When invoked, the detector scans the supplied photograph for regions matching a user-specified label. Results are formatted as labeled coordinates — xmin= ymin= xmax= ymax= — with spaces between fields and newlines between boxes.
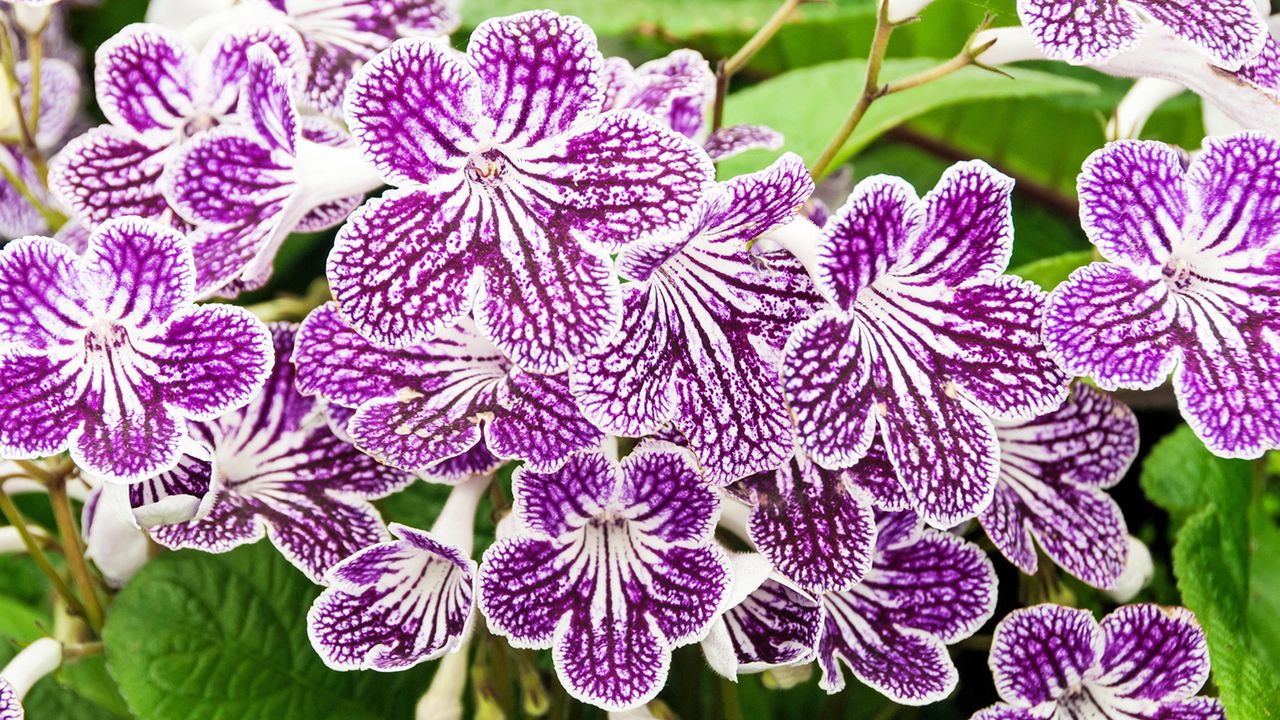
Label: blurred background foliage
xmin=0 ymin=0 xmax=1271 ymax=718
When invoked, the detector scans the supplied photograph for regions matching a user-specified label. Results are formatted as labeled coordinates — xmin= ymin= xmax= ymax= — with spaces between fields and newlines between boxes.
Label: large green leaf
xmin=1141 ymin=426 xmax=1280 ymax=717
xmin=103 ymin=544 xmax=434 ymax=720
xmin=718 ymin=58 xmax=1099 ymax=179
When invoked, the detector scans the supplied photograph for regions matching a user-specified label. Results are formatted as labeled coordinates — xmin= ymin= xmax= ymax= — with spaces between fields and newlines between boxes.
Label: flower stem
xmin=24 ymin=30 xmax=39 ymax=136
xmin=712 ymin=0 xmax=811 ymax=131
xmin=809 ymin=6 xmax=1001 ymax=178
xmin=47 ymin=473 xmax=105 ymax=634
xmin=0 ymin=483 xmax=90 ymax=624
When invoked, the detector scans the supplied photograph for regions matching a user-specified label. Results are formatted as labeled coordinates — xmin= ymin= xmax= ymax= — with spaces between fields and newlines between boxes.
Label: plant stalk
xmin=0 ymin=483 xmax=90 ymax=623
xmin=712 ymin=0 xmax=809 ymax=131
xmin=47 ymin=473 xmax=105 ymax=634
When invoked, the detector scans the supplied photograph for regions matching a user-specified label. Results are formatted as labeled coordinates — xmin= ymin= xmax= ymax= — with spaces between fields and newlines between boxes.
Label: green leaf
xmin=719 ymin=58 xmax=1098 ymax=179
xmin=1009 ymin=250 xmax=1094 ymax=291
xmin=103 ymin=544 xmax=434 ymax=720
xmin=1142 ymin=426 xmax=1280 ymax=717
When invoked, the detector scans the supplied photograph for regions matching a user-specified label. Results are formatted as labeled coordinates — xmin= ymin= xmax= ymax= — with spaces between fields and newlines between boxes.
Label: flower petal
xmin=818 ymin=175 xmax=921 ymax=310
xmin=988 ymin=603 xmax=1103 ymax=706
xmin=81 ymin=217 xmax=195 ymax=327
xmin=477 ymin=536 xmax=572 ymax=645
xmin=743 ymin=451 xmax=877 ymax=592
xmin=703 ymin=124 xmax=783 ymax=162
xmin=782 ymin=312 xmax=878 ymax=469
xmin=1173 ymin=331 xmax=1280 ymax=458
xmin=49 ymin=125 xmax=174 ymax=227
xmin=512 ymin=452 xmax=621 ymax=539
xmin=328 ymin=188 xmax=481 ymax=348
xmin=467 ymin=11 xmax=603 ymax=146
xmin=1186 ymin=132 xmax=1280 ymax=258
xmin=308 ymin=524 xmax=475 ymax=670
xmin=1016 ymin=0 xmax=1143 ymax=65
xmin=703 ymin=152 xmax=813 ymax=247
xmin=0 ymin=349 xmax=82 ymax=458
xmin=150 ymin=303 xmax=274 ymax=420
xmin=94 ymin=23 xmax=195 ymax=140
xmin=200 ymin=23 xmax=307 ymax=116
xmin=344 ymin=38 xmax=479 ymax=186
xmin=553 ymin=611 xmax=666 ymax=711
xmin=71 ymin=393 xmax=184 ymax=482
xmin=1044 ymin=262 xmax=1178 ymax=390
xmin=488 ymin=369 xmax=604 ymax=471
xmin=1078 ymin=140 xmax=1188 ymax=266
xmin=619 ymin=442 xmax=719 ymax=545
xmin=903 ymin=160 xmax=1014 ymax=286
xmin=1097 ymin=604 xmax=1212 ymax=703
xmin=1130 ymin=0 xmax=1267 ymax=70
xmin=0 ymin=236 xmax=91 ymax=349
xmin=703 ymin=577 xmax=821 ymax=676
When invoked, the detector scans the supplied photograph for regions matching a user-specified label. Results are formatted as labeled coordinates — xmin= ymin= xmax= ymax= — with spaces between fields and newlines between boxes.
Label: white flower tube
xmin=414 ymin=639 xmax=469 ymax=720
xmin=0 ymin=638 xmax=61 ymax=700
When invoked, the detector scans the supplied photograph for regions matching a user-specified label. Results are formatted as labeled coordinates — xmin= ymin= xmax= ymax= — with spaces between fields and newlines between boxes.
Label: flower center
xmin=83 ymin=320 xmax=130 ymax=354
xmin=182 ymin=112 xmax=219 ymax=139
xmin=1161 ymin=255 xmax=1194 ymax=291
xmin=465 ymin=150 xmax=508 ymax=188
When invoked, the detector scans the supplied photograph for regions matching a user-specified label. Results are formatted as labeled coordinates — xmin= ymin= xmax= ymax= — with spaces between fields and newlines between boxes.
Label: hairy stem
xmin=0 ymin=483 xmax=90 ymax=623
xmin=48 ymin=472 xmax=105 ymax=634
xmin=712 ymin=0 xmax=809 ymax=131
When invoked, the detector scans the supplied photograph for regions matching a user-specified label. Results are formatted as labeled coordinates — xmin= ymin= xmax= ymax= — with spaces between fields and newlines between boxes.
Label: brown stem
xmin=48 ymin=473 xmax=105 ymax=634
xmin=711 ymin=0 xmax=808 ymax=131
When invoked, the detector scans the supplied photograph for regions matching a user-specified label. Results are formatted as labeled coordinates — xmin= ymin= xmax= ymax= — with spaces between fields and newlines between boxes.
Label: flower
xmin=135 ymin=323 xmax=411 ymax=582
xmin=49 ymin=22 xmax=306 ymax=229
xmin=603 ymin=49 xmax=782 ymax=162
xmin=160 ymin=45 xmax=381 ymax=297
xmin=307 ymin=473 xmax=487 ymax=671
xmin=779 ymin=161 xmax=1069 ymax=528
xmin=0 ymin=678 xmax=17 ymax=720
xmin=1 ymin=58 xmax=80 ymax=239
xmin=1044 ymin=134 xmax=1280 ymax=458
xmin=1016 ymin=0 xmax=1267 ymax=69
xmin=476 ymin=444 xmax=731 ymax=711
xmin=294 ymin=301 xmax=603 ymax=475
xmin=700 ymin=554 xmax=822 ymax=680
xmin=729 ymin=447 xmax=878 ymax=593
xmin=0 ymin=217 xmax=273 ymax=480
xmin=979 ymin=383 xmax=1138 ymax=589
xmin=570 ymin=153 xmax=821 ymax=484
xmin=817 ymin=510 xmax=997 ymax=703
xmin=329 ymin=10 xmax=714 ymax=373
xmin=976 ymin=604 xmax=1223 ymax=720
xmin=263 ymin=0 xmax=461 ymax=116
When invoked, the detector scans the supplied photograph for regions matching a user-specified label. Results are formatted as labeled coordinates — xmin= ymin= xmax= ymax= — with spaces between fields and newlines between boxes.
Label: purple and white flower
xmin=160 ymin=44 xmax=381 ymax=297
xmin=976 ymin=604 xmax=1222 ymax=720
xmin=980 ymin=383 xmax=1138 ymax=589
xmin=571 ymin=153 xmax=820 ymax=484
xmin=308 ymin=473 xmax=487 ymax=671
xmin=294 ymin=301 xmax=603 ymax=476
xmin=139 ymin=324 xmax=412 ymax=583
xmin=1017 ymin=0 xmax=1267 ymax=69
xmin=1 ymin=58 xmax=80 ymax=240
xmin=777 ymin=161 xmax=1069 ymax=528
xmin=0 ymin=217 xmax=273 ymax=481
xmin=329 ymin=10 xmax=714 ymax=373
xmin=477 ymin=444 xmax=732 ymax=711
xmin=816 ymin=510 xmax=997 ymax=703
xmin=1044 ymin=134 xmax=1280 ymax=458
xmin=602 ymin=49 xmax=782 ymax=162
xmin=49 ymin=22 xmax=306 ymax=231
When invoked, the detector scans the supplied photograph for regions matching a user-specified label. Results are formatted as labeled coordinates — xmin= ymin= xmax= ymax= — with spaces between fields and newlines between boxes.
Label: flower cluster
xmin=0 ymin=0 xmax=1273 ymax=715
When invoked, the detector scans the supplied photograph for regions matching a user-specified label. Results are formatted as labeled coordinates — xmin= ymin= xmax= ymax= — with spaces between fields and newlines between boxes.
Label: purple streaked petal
xmin=817 ymin=175 xmax=921 ymax=310
xmin=511 ymin=451 xmax=621 ymax=539
xmin=985 ymin=384 xmax=1136 ymax=586
xmin=71 ymin=395 xmax=185 ymax=482
xmin=474 ymin=227 xmax=621 ymax=374
xmin=49 ymin=125 xmax=173 ymax=227
xmin=817 ymin=513 xmax=997 ymax=702
xmin=1017 ymin=0 xmax=1143 ymax=65
xmin=327 ymin=188 xmax=481 ymax=348
xmin=343 ymin=38 xmax=479 ymax=186
xmin=0 ymin=151 xmax=46 ymax=239
xmin=421 ymin=445 xmax=503 ymax=483
xmin=609 ymin=48 xmax=714 ymax=139
xmin=703 ymin=124 xmax=784 ymax=163
xmin=782 ymin=312 xmax=878 ymax=469
xmin=308 ymin=523 xmax=475 ymax=670
xmin=201 ymin=23 xmax=307 ymax=117
xmin=524 ymin=110 xmax=714 ymax=251
xmin=972 ymin=706 xmax=1037 ymax=720
xmin=1044 ymin=262 xmax=1178 ymax=390
xmin=902 ymin=160 xmax=1014 ymax=286
xmin=1078 ymin=140 xmax=1188 ymax=266
xmin=162 ymin=126 xmax=293 ymax=229
xmin=241 ymin=44 xmax=300 ymax=156
xmin=129 ymin=447 xmax=214 ymax=527
xmin=17 ymin=59 xmax=80 ymax=147
xmin=487 ymin=369 xmax=604 ymax=472
xmin=704 ymin=577 xmax=822 ymax=674
xmin=476 ymin=536 xmax=571 ymax=645
xmin=842 ymin=438 xmax=909 ymax=511
xmin=0 ymin=236 xmax=91 ymax=348
xmin=742 ymin=451 xmax=876 ymax=592
xmin=1185 ymin=132 xmax=1280 ymax=257
xmin=1173 ymin=334 xmax=1280 ymax=458
xmin=467 ymin=11 xmax=603 ymax=147
xmin=618 ymin=442 xmax=719 ymax=545
xmin=988 ymin=604 xmax=1103 ymax=706
xmin=151 ymin=304 xmax=274 ymax=420
xmin=80 ymin=217 xmax=194 ymax=326
xmin=1097 ymin=604 xmax=1211 ymax=703
xmin=553 ymin=610 xmax=666 ymax=710
xmin=0 ymin=349 xmax=81 ymax=458
xmin=347 ymin=393 xmax=485 ymax=473
xmin=1234 ymin=35 xmax=1280 ymax=93
xmin=1130 ymin=0 xmax=1267 ymax=70
xmin=94 ymin=23 xmax=196 ymax=140
xmin=1152 ymin=698 xmax=1226 ymax=720
xmin=702 ymin=152 xmax=813 ymax=248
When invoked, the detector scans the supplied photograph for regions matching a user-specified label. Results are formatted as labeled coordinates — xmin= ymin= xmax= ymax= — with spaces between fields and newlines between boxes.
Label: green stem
xmin=48 ymin=473 xmax=105 ymax=634
xmin=0 ymin=483 xmax=90 ymax=623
